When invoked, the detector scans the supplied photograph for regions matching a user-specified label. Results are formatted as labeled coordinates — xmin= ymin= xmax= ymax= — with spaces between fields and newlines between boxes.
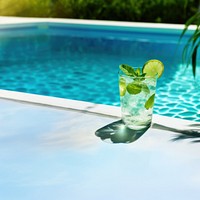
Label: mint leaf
xmin=133 ymin=72 xmax=146 ymax=81
xmin=135 ymin=68 xmax=141 ymax=75
xmin=119 ymin=64 xmax=136 ymax=76
xmin=134 ymin=77 xmax=145 ymax=81
xmin=145 ymin=94 xmax=155 ymax=109
xmin=127 ymin=82 xmax=142 ymax=95
xmin=142 ymin=83 xmax=150 ymax=94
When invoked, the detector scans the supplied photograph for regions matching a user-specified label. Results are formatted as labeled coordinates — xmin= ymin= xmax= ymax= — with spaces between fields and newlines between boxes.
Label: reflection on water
xmin=95 ymin=120 xmax=149 ymax=144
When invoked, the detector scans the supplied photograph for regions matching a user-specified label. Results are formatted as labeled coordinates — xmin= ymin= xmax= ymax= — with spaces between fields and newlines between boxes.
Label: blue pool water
xmin=0 ymin=22 xmax=199 ymax=121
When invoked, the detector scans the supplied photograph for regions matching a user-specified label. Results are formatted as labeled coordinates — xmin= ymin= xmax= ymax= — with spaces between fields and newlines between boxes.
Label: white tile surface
xmin=0 ymin=97 xmax=200 ymax=200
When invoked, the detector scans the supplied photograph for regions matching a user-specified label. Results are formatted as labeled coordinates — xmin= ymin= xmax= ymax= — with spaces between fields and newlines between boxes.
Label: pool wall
xmin=0 ymin=16 xmax=196 ymax=40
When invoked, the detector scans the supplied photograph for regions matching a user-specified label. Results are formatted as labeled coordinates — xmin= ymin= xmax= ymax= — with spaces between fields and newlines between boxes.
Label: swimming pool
xmin=0 ymin=19 xmax=199 ymax=121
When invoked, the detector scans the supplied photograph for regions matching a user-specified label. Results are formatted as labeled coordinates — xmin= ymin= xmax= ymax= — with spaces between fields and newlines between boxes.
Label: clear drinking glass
xmin=119 ymin=70 xmax=157 ymax=131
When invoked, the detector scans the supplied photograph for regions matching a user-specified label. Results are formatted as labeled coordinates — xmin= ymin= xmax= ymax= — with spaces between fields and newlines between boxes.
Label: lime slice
xmin=119 ymin=77 xmax=126 ymax=96
xmin=142 ymin=59 xmax=164 ymax=78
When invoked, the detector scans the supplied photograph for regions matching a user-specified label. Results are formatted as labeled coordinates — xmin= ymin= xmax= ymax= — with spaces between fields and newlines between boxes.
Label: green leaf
xmin=135 ymin=68 xmax=141 ymax=75
xmin=145 ymin=94 xmax=155 ymax=109
xmin=119 ymin=64 xmax=137 ymax=76
xmin=192 ymin=44 xmax=198 ymax=77
xmin=179 ymin=10 xmax=200 ymax=78
xmin=134 ymin=75 xmax=146 ymax=81
xmin=142 ymin=83 xmax=150 ymax=94
xmin=180 ymin=12 xmax=200 ymax=40
xmin=127 ymin=82 xmax=142 ymax=95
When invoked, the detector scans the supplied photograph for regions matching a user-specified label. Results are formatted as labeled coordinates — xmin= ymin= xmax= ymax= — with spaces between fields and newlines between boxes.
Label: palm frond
xmin=180 ymin=10 xmax=200 ymax=77
xmin=192 ymin=42 xmax=199 ymax=76
xmin=180 ymin=12 xmax=200 ymax=40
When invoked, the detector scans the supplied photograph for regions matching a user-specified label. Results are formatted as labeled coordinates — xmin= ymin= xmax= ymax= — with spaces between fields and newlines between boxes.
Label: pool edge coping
xmin=0 ymin=89 xmax=198 ymax=130
xmin=0 ymin=16 xmax=197 ymax=30
xmin=0 ymin=89 xmax=121 ymax=118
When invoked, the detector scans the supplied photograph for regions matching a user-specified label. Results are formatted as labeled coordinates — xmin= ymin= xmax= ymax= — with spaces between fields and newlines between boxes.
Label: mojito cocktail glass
xmin=119 ymin=69 xmax=157 ymax=131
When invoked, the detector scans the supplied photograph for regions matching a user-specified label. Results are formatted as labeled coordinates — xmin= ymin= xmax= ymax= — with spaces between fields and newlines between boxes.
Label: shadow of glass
xmin=95 ymin=120 xmax=149 ymax=144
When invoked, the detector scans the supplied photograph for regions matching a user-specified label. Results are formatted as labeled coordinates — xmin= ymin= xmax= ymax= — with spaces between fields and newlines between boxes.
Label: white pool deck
xmin=0 ymin=17 xmax=200 ymax=200
xmin=0 ymin=16 xmax=197 ymax=30
xmin=0 ymin=16 xmax=185 ymax=28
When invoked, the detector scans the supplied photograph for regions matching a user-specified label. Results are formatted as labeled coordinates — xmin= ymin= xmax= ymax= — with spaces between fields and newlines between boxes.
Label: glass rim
xmin=118 ymin=70 xmax=158 ymax=79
